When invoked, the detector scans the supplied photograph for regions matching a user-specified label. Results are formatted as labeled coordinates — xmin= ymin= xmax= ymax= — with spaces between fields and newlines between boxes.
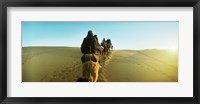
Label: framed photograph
xmin=0 ymin=0 xmax=199 ymax=104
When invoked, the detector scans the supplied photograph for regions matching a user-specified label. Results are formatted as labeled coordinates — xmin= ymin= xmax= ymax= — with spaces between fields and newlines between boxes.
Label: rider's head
xmin=87 ymin=30 xmax=93 ymax=37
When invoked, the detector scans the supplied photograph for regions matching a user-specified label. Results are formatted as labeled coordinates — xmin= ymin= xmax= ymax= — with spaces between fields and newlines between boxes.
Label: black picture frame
xmin=0 ymin=0 xmax=199 ymax=104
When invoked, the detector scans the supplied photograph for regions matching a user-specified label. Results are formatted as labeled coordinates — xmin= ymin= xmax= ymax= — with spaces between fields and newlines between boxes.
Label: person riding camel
xmin=106 ymin=39 xmax=112 ymax=54
xmin=101 ymin=38 xmax=106 ymax=47
xmin=94 ymin=35 xmax=100 ymax=46
xmin=94 ymin=34 xmax=104 ymax=55
xmin=106 ymin=39 xmax=112 ymax=49
xmin=81 ymin=30 xmax=102 ymax=68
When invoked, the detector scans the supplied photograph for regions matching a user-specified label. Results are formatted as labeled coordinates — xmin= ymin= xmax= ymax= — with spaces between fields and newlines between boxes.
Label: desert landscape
xmin=22 ymin=47 xmax=178 ymax=82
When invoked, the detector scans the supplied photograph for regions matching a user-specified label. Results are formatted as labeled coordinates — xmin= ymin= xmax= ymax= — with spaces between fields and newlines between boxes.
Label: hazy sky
xmin=22 ymin=22 xmax=178 ymax=50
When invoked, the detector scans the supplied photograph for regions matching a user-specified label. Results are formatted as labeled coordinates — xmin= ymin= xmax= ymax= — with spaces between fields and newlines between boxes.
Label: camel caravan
xmin=77 ymin=30 xmax=113 ymax=82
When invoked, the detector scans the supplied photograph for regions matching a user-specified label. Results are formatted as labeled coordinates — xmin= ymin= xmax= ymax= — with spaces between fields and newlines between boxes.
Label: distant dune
xmin=22 ymin=47 xmax=178 ymax=82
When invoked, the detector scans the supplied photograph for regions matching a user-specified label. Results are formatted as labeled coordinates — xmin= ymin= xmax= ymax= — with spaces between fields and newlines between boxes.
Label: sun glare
xmin=168 ymin=45 xmax=178 ymax=52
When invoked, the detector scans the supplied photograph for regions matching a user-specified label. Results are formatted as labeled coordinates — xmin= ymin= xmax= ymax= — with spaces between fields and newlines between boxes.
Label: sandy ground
xmin=22 ymin=47 xmax=83 ymax=82
xmin=22 ymin=47 xmax=178 ymax=82
xmin=100 ymin=50 xmax=178 ymax=82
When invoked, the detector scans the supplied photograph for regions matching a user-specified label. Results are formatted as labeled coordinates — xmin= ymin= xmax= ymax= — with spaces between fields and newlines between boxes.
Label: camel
xmin=78 ymin=54 xmax=100 ymax=82
xmin=81 ymin=60 xmax=100 ymax=82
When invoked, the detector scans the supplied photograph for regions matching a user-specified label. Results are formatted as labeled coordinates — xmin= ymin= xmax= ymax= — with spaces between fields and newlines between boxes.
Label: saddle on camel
xmin=79 ymin=30 xmax=101 ymax=82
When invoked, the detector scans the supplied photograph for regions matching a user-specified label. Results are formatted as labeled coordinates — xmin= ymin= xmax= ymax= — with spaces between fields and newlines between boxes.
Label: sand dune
xmin=22 ymin=47 xmax=178 ymax=82
xmin=22 ymin=47 xmax=83 ymax=82
xmin=101 ymin=50 xmax=178 ymax=82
